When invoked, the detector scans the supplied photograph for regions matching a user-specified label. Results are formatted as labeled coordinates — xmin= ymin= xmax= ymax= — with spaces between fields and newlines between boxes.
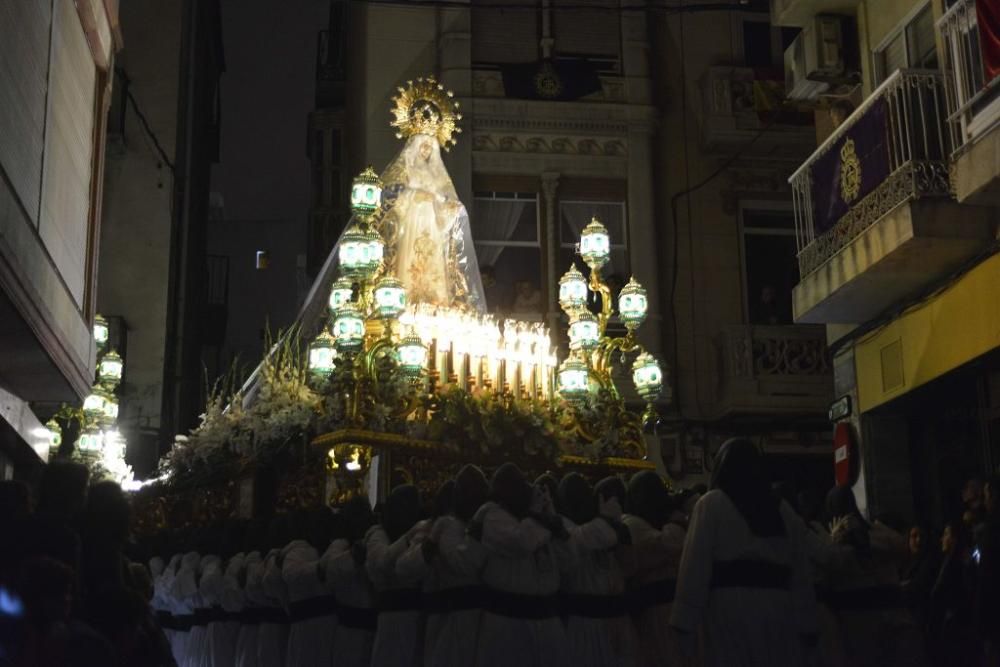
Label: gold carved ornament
xmin=390 ymin=76 xmax=463 ymax=151
xmin=839 ymin=138 xmax=862 ymax=204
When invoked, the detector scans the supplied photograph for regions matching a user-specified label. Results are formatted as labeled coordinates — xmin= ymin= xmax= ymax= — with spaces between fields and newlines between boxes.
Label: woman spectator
xmin=824 ymin=485 xmax=928 ymax=667
xmin=927 ymin=522 xmax=975 ymax=664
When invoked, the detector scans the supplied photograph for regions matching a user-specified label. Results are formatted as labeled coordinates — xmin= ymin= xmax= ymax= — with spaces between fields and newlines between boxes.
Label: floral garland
xmin=155 ymin=332 xmax=645 ymax=490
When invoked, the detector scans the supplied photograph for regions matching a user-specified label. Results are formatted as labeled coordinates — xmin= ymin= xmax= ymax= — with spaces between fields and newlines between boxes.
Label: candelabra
xmin=556 ymin=217 xmax=668 ymax=448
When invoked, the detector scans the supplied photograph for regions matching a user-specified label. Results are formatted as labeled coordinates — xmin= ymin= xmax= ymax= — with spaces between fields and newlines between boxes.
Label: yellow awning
xmin=855 ymin=251 xmax=1000 ymax=413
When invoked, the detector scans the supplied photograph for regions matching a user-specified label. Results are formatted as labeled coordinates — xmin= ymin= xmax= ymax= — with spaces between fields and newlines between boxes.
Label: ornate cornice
xmin=472 ymin=134 xmax=627 ymax=157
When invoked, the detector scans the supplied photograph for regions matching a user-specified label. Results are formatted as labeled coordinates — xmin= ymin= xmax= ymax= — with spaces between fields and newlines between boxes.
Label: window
xmin=552 ymin=0 xmax=621 ymax=70
xmin=472 ymin=0 xmax=539 ymax=65
xmin=874 ymin=3 xmax=938 ymax=84
xmin=742 ymin=208 xmax=799 ymax=326
xmin=472 ymin=193 xmax=542 ymax=319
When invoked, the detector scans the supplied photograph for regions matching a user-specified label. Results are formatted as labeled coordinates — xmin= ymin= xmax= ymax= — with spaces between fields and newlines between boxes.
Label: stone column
xmin=627 ymin=124 xmax=661 ymax=355
xmin=541 ymin=172 xmax=560 ymax=334
xmin=437 ymin=1 xmax=473 ymax=208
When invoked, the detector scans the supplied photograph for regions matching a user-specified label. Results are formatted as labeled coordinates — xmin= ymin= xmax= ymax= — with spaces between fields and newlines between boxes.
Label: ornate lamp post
xmin=556 ymin=217 xmax=668 ymax=449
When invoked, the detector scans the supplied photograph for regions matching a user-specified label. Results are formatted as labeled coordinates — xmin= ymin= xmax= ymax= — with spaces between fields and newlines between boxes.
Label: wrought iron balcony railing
xmin=790 ymin=69 xmax=952 ymax=278
xmin=937 ymin=0 xmax=1000 ymax=156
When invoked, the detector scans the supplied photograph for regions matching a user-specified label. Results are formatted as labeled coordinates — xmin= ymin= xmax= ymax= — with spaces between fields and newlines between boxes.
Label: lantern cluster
xmin=555 ymin=217 xmax=664 ymax=409
xmin=308 ymin=168 xmax=429 ymax=381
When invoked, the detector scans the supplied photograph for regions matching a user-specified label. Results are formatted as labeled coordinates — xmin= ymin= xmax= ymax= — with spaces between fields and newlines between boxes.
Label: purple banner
xmin=810 ymin=98 xmax=890 ymax=236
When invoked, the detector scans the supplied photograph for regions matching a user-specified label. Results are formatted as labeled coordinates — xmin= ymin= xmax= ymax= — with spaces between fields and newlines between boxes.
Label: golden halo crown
xmin=390 ymin=76 xmax=463 ymax=151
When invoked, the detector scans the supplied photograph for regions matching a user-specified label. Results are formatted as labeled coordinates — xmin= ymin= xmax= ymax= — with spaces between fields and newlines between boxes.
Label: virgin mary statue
xmin=375 ymin=99 xmax=484 ymax=311
xmin=240 ymin=77 xmax=486 ymax=399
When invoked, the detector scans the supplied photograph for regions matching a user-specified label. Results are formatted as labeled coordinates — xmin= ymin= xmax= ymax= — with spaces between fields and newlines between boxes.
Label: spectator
xmin=928 ymin=522 xmax=975 ymax=664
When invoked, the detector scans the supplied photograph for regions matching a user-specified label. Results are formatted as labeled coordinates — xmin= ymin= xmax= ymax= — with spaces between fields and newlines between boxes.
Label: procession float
xmin=107 ymin=77 xmax=670 ymax=533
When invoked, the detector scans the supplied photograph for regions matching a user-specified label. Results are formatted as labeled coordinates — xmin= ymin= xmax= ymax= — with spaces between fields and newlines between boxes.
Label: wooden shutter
xmin=552 ymin=0 xmax=621 ymax=59
xmin=39 ymin=0 xmax=97 ymax=307
xmin=472 ymin=0 xmax=539 ymax=64
xmin=0 ymin=0 xmax=53 ymax=225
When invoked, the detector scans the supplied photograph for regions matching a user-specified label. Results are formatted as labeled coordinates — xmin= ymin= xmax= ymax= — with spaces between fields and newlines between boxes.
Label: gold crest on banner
xmin=839 ymin=138 xmax=862 ymax=203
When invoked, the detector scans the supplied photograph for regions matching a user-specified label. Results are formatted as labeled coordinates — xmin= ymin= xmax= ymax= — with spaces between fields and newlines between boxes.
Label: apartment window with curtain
xmin=472 ymin=192 xmax=542 ymax=319
xmin=874 ymin=2 xmax=938 ymax=84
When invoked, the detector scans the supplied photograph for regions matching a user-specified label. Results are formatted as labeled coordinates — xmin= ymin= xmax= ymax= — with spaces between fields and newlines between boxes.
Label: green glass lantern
xmin=339 ymin=224 xmax=370 ymax=278
xmin=350 ymin=166 xmax=382 ymax=219
xmin=397 ymin=333 xmax=428 ymax=376
xmin=77 ymin=426 xmax=104 ymax=453
xmin=568 ymin=311 xmax=600 ymax=352
xmin=332 ymin=303 xmax=365 ymax=352
xmin=328 ymin=277 xmax=355 ymax=314
xmin=101 ymin=395 xmax=119 ymax=424
xmin=308 ymin=331 xmax=338 ymax=375
xmin=362 ymin=225 xmax=385 ymax=276
xmin=83 ymin=389 xmax=109 ymax=419
xmin=557 ymin=357 xmax=590 ymax=402
xmin=94 ymin=314 xmax=109 ymax=349
xmin=98 ymin=349 xmax=124 ymax=386
xmin=618 ymin=277 xmax=648 ymax=331
xmin=579 ymin=217 xmax=611 ymax=270
xmin=45 ymin=419 xmax=62 ymax=450
xmin=632 ymin=352 xmax=663 ymax=402
xmin=558 ymin=264 xmax=588 ymax=315
xmin=374 ymin=274 xmax=406 ymax=319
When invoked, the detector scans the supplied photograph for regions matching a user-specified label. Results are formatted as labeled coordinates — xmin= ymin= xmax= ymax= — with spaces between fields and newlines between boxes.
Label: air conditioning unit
xmin=785 ymin=15 xmax=848 ymax=101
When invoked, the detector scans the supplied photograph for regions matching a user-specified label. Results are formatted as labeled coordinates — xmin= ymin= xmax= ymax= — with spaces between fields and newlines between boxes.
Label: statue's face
xmin=418 ymin=138 xmax=433 ymax=162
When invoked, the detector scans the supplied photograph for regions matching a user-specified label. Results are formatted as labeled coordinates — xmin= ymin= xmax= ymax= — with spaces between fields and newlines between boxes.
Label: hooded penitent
xmin=341 ymin=495 xmax=376 ymax=543
xmin=454 ymin=464 xmax=490 ymax=523
xmin=595 ymin=476 xmax=627 ymax=508
xmin=712 ymin=438 xmax=785 ymax=538
xmin=535 ymin=473 xmax=559 ymax=512
xmin=433 ymin=480 xmax=456 ymax=519
xmin=492 ymin=463 xmax=532 ymax=519
xmin=384 ymin=484 xmax=422 ymax=542
xmin=559 ymin=473 xmax=598 ymax=526
xmin=627 ymin=471 xmax=671 ymax=528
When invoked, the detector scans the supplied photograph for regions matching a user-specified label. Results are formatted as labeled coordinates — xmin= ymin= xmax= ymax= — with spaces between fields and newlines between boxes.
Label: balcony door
xmin=740 ymin=205 xmax=799 ymax=326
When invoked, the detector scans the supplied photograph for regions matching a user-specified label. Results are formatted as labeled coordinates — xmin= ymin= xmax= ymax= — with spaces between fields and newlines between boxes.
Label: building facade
xmin=97 ymin=0 xmax=224 ymax=473
xmin=0 ymin=0 xmax=121 ymax=478
xmin=775 ymin=0 xmax=1000 ymax=524
xmin=308 ymin=0 xmax=837 ymax=491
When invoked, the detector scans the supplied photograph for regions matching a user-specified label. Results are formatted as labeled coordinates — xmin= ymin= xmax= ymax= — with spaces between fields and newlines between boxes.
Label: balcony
xmin=938 ymin=0 xmax=1000 ymax=205
xmin=790 ymin=69 xmax=994 ymax=324
xmin=701 ymin=66 xmax=815 ymax=155
xmin=770 ymin=0 xmax=860 ymax=27
xmin=717 ymin=325 xmax=833 ymax=416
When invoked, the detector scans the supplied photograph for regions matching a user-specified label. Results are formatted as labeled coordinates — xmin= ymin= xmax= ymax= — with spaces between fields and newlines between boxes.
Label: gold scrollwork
xmin=839 ymin=138 xmax=862 ymax=204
